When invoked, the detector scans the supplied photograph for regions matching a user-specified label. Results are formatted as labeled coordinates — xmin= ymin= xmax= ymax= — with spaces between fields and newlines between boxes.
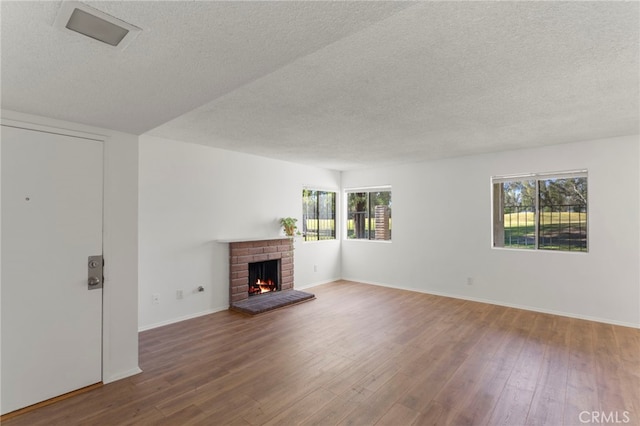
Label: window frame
xmin=344 ymin=186 xmax=392 ymax=242
xmin=491 ymin=170 xmax=588 ymax=253
xmin=302 ymin=187 xmax=337 ymax=242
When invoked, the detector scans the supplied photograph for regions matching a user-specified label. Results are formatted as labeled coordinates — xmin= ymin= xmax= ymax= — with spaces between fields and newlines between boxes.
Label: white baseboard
xmin=296 ymin=278 xmax=341 ymax=290
xmin=138 ymin=282 xmax=340 ymax=332
xmin=138 ymin=306 xmax=228 ymax=332
xmin=341 ymin=277 xmax=640 ymax=329
xmin=103 ymin=367 xmax=142 ymax=384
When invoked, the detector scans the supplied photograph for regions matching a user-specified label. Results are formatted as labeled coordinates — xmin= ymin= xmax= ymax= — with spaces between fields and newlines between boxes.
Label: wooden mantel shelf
xmin=216 ymin=236 xmax=291 ymax=243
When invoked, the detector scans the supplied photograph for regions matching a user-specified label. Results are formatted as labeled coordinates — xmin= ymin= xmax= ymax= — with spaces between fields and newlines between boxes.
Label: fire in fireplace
xmin=248 ymin=259 xmax=280 ymax=296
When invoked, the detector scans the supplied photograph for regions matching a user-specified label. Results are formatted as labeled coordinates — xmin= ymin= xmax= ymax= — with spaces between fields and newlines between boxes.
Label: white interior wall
xmin=0 ymin=110 xmax=141 ymax=383
xmin=140 ymin=134 xmax=639 ymax=329
xmin=101 ymin=130 xmax=141 ymax=382
xmin=138 ymin=135 xmax=341 ymax=330
xmin=341 ymin=135 xmax=640 ymax=327
xmin=2 ymin=110 xmax=635 ymax=400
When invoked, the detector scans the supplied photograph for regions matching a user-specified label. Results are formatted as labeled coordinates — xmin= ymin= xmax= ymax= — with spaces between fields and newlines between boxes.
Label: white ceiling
xmin=2 ymin=1 xmax=638 ymax=171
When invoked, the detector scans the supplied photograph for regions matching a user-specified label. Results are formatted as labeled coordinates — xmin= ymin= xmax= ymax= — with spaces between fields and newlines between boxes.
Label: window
xmin=346 ymin=188 xmax=392 ymax=240
xmin=302 ymin=189 xmax=336 ymax=241
xmin=492 ymin=171 xmax=588 ymax=252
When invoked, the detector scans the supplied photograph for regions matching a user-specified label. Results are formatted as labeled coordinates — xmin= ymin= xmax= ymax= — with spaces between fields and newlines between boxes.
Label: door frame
xmin=1 ymin=110 xmax=142 ymax=388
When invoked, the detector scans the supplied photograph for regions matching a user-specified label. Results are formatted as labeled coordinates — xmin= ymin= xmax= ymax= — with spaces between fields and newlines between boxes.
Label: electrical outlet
xmin=313 ymin=264 xmax=318 ymax=273
xmin=152 ymin=293 xmax=160 ymax=304
xmin=466 ymin=277 xmax=474 ymax=286
xmin=176 ymin=290 xmax=183 ymax=299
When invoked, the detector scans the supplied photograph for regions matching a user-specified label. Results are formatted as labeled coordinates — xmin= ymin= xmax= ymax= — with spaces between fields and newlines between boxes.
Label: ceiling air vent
xmin=54 ymin=1 xmax=141 ymax=49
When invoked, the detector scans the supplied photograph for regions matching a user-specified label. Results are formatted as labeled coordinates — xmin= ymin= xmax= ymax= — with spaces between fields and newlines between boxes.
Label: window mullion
xmin=535 ymin=180 xmax=540 ymax=250
xmin=315 ymin=192 xmax=320 ymax=240
xmin=331 ymin=191 xmax=336 ymax=239
xmin=367 ymin=193 xmax=372 ymax=240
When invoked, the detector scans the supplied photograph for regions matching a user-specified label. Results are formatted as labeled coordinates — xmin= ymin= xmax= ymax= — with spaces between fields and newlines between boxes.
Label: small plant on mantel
xmin=280 ymin=217 xmax=298 ymax=237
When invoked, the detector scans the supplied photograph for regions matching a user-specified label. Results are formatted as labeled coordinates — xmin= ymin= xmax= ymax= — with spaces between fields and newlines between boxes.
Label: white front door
xmin=1 ymin=125 xmax=104 ymax=415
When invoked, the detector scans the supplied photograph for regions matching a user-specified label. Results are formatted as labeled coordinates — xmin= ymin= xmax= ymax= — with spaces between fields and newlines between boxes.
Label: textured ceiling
xmin=2 ymin=1 xmax=638 ymax=171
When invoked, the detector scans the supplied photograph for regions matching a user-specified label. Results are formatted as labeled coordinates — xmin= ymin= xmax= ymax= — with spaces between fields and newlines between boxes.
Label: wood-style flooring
xmin=4 ymin=280 xmax=640 ymax=425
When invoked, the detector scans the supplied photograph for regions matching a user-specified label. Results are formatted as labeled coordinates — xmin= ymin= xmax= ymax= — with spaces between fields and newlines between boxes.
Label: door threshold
xmin=1 ymin=382 xmax=103 ymax=421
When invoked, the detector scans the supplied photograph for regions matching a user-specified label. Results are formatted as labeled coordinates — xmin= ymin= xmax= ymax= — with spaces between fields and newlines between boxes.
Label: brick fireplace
xmin=229 ymin=238 xmax=293 ymax=305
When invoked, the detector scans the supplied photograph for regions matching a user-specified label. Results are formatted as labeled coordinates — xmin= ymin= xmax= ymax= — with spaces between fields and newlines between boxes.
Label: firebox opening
xmin=248 ymin=259 xmax=280 ymax=296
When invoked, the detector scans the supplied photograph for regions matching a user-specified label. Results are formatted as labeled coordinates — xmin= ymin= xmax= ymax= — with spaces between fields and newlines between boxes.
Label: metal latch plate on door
xmin=88 ymin=255 xmax=103 ymax=290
